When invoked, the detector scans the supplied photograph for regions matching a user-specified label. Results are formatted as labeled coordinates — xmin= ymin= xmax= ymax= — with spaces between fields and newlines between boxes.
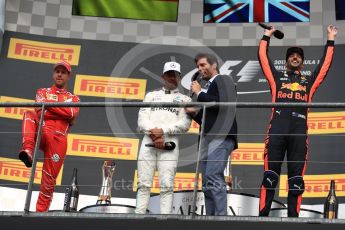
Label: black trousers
xmin=259 ymin=114 xmax=308 ymax=217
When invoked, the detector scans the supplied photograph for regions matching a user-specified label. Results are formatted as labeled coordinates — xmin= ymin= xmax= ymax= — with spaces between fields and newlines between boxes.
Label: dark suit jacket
xmin=193 ymin=74 xmax=238 ymax=149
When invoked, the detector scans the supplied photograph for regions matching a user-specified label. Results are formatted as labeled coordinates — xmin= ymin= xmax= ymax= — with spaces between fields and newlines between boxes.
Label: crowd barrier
xmin=0 ymin=101 xmax=344 ymax=220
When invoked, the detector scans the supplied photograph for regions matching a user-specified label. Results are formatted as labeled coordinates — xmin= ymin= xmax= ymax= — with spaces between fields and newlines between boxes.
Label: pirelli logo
xmin=133 ymin=170 xmax=202 ymax=193
xmin=188 ymin=120 xmax=200 ymax=134
xmin=308 ymin=111 xmax=345 ymax=134
xmin=185 ymin=111 xmax=345 ymax=135
xmin=8 ymin=38 xmax=80 ymax=65
xmin=74 ymin=75 xmax=146 ymax=100
xmin=279 ymin=174 xmax=345 ymax=198
xmin=231 ymin=143 xmax=264 ymax=165
xmin=67 ymin=134 xmax=139 ymax=160
xmin=0 ymin=96 xmax=34 ymax=120
xmin=0 ymin=157 xmax=63 ymax=185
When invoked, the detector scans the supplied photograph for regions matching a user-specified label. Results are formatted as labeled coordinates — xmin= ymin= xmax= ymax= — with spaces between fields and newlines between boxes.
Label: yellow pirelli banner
xmin=67 ymin=134 xmax=139 ymax=160
xmin=0 ymin=157 xmax=63 ymax=185
xmin=188 ymin=111 xmax=345 ymax=136
xmin=74 ymin=74 xmax=147 ymax=100
xmin=188 ymin=120 xmax=200 ymax=134
xmin=133 ymin=170 xmax=202 ymax=193
xmin=231 ymin=143 xmax=264 ymax=165
xmin=7 ymin=38 xmax=80 ymax=65
xmin=279 ymin=174 xmax=345 ymax=198
xmin=308 ymin=111 xmax=345 ymax=134
xmin=0 ymin=96 xmax=34 ymax=120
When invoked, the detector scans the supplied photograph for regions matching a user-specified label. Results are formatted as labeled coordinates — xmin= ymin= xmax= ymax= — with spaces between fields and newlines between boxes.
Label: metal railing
xmin=1 ymin=101 xmax=345 ymax=216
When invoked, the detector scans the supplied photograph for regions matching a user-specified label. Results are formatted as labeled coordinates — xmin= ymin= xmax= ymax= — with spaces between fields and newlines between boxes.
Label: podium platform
xmin=74 ymin=191 xmax=323 ymax=218
xmin=1 ymin=211 xmax=344 ymax=230
xmin=270 ymin=208 xmax=323 ymax=218
xmin=148 ymin=191 xmax=286 ymax=216
xmin=79 ymin=204 xmax=136 ymax=214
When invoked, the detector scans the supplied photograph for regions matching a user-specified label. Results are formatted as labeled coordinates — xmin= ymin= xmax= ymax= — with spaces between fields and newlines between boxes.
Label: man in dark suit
xmin=186 ymin=53 xmax=238 ymax=215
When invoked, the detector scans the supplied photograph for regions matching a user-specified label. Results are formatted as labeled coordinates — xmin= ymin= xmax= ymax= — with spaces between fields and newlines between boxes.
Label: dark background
xmin=0 ymin=31 xmax=344 ymax=205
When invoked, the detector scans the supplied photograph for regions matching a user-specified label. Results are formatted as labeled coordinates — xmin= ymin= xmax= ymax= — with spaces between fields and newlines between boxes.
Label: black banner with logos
xmin=0 ymin=31 xmax=345 ymax=211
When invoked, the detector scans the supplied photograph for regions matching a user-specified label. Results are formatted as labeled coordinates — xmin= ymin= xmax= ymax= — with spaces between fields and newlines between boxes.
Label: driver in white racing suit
xmin=135 ymin=61 xmax=192 ymax=214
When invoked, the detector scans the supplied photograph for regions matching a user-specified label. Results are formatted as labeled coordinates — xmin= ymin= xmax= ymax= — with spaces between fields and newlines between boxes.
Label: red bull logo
xmin=277 ymin=83 xmax=308 ymax=102
xmin=277 ymin=91 xmax=308 ymax=101
xmin=281 ymin=82 xmax=306 ymax=92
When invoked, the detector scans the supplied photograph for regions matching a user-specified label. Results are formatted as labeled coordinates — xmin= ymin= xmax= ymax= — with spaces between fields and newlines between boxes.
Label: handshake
xmin=146 ymin=128 xmax=176 ymax=150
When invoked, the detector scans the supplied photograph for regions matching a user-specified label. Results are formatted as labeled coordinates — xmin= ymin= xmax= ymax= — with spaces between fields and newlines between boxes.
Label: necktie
xmin=204 ymin=81 xmax=211 ymax=90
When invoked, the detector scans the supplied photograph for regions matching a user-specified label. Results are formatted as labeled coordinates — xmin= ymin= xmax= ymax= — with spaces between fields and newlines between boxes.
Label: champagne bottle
xmin=63 ymin=168 xmax=79 ymax=212
xmin=323 ymin=180 xmax=338 ymax=219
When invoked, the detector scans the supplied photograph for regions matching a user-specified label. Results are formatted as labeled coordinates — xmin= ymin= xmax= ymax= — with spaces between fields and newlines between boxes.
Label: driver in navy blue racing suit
xmin=258 ymin=25 xmax=338 ymax=217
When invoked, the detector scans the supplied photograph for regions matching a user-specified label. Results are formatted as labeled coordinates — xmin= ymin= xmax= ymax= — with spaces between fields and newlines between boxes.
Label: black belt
xmin=292 ymin=112 xmax=306 ymax=119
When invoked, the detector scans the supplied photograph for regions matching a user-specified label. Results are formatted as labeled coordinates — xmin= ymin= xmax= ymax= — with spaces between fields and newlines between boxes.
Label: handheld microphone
xmin=258 ymin=23 xmax=284 ymax=39
xmin=145 ymin=141 xmax=176 ymax=150
xmin=190 ymin=71 xmax=200 ymax=97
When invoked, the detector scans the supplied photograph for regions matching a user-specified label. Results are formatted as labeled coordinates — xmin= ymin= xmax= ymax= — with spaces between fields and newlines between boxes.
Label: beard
xmin=286 ymin=62 xmax=302 ymax=71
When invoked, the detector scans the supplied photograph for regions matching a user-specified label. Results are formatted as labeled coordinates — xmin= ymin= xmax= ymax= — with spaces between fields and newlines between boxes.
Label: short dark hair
xmin=286 ymin=47 xmax=304 ymax=61
xmin=194 ymin=53 xmax=220 ymax=73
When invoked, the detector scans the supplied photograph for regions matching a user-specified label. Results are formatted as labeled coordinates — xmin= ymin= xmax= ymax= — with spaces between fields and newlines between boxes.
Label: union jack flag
xmin=204 ymin=0 xmax=310 ymax=23
xmin=335 ymin=0 xmax=345 ymax=20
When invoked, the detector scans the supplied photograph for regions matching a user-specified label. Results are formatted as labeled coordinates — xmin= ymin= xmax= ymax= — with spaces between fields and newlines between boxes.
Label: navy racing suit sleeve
xmin=308 ymin=40 xmax=335 ymax=101
xmin=258 ymin=35 xmax=280 ymax=99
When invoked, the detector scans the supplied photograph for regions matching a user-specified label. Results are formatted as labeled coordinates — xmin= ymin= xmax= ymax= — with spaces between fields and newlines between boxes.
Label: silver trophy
xmin=96 ymin=160 xmax=116 ymax=205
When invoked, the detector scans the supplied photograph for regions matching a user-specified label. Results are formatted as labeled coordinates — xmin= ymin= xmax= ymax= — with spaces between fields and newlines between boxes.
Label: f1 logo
xmin=220 ymin=60 xmax=261 ymax=83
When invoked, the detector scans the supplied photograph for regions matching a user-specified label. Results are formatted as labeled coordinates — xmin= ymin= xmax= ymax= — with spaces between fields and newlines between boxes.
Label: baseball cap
xmin=54 ymin=60 xmax=71 ymax=73
xmin=286 ymin=47 xmax=304 ymax=61
xmin=163 ymin=61 xmax=181 ymax=74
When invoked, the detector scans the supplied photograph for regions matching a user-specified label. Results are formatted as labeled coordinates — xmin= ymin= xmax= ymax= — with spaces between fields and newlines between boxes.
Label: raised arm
xmin=258 ymin=26 xmax=279 ymax=96
xmin=309 ymin=25 xmax=338 ymax=100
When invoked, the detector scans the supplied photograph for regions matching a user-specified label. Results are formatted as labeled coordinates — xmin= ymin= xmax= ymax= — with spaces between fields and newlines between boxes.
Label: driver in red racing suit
xmin=18 ymin=61 xmax=80 ymax=212
xmin=258 ymin=25 xmax=338 ymax=217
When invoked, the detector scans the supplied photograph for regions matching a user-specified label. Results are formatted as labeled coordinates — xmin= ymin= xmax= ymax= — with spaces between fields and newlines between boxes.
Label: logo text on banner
xmin=186 ymin=113 xmax=345 ymax=136
xmin=67 ymin=134 xmax=139 ymax=160
xmin=308 ymin=111 xmax=345 ymax=134
xmin=0 ymin=96 xmax=34 ymax=120
xmin=133 ymin=170 xmax=202 ymax=193
xmin=0 ymin=157 xmax=63 ymax=185
xmin=231 ymin=143 xmax=264 ymax=165
xmin=74 ymin=75 xmax=146 ymax=100
xmin=279 ymin=174 xmax=345 ymax=198
xmin=7 ymin=38 xmax=80 ymax=65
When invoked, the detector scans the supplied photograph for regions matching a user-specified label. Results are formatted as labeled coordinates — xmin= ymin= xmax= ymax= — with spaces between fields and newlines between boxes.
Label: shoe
xmin=18 ymin=149 xmax=33 ymax=168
